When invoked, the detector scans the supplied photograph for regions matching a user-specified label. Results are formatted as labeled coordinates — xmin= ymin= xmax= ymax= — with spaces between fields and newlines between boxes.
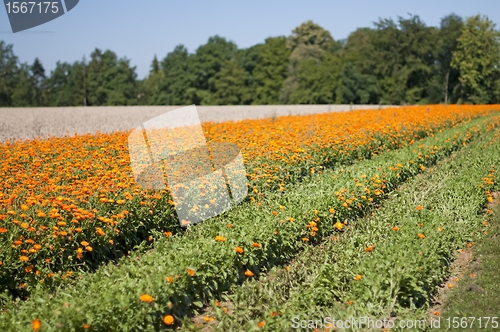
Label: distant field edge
xmin=0 ymin=104 xmax=398 ymax=142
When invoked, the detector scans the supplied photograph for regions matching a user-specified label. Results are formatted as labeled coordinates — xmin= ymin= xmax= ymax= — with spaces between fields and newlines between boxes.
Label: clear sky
xmin=1 ymin=0 xmax=499 ymax=79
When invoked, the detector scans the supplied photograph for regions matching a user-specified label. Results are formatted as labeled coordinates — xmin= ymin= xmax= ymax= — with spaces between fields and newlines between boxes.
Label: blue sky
xmin=1 ymin=0 xmax=499 ymax=79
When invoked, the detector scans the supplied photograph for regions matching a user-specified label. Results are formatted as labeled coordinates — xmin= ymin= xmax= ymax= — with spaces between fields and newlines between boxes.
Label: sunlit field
xmin=0 ymin=105 xmax=499 ymax=331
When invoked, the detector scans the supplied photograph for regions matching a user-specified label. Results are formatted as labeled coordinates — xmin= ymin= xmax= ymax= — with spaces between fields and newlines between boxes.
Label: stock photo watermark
xmin=3 ymin=0 xmax=79 ymax=33
xmin=127 ymin=105 xmax=248 ymax=227
xmin=291 ymin=316 xmax=499 ymax=330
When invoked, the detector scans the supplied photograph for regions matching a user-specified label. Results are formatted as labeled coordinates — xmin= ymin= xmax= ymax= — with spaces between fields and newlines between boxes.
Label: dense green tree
xmin=144 ymin=55 xmax=164 ymax=104
xmin=11 ymin=64 xmax=35 ymax=106
xmin=451 ymin=15 xmax=500 ymax=104
xmin=281 ymin=21 xmax=340 ymax=103
xmin=191 ymin=36 xmax=238 ymax=104
xmin=337 ymin=62 xmax=379 ymax=104
xmin=156 ymin=45 xmax=196 ymax=105
xmin=211 ymin=60 xmax=252 ymax=105
xmin=0 ymin=41 xmax=19 ymax=106
xmin=86 ymin=49 xmax=138 ymax=106
xmin=46 ymin=60 xmax=87 ymax=106
xmin=31 ymin=58 xmax=47 ymax=106
xmin=252 ymin=36 xmax=290 ymax=104
xmin=436 ymin=14 xmax=464 ymax=104
xmin=288 ymin=54 xmax=341 ymax=104
xmin=368 ymin=15 xmax=439 ymax=104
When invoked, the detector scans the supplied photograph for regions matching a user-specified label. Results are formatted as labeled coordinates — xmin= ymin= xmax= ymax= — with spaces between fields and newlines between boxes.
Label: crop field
xmin=0 ymin=105 xmax=499 ymax=331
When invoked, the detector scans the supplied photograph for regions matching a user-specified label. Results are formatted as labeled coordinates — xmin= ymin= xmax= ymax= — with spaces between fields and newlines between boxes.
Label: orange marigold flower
xmin=80 ymin=241 xmax=89 ymax=246
xmin=215 ymin=235 xmax=225 ymax=242
xmin=334 ymin=221 xmax=344 ymax=230
xmin=234 ymin=246 xmax=244 ymax=254
xmin=257 ymin=321 xmax=265 ymax=328
xmin=85 ymin=246 xmax=93 ymax=252
xmin=37 ymin=212 xmax=46 ymax=218
xmin=0 ymin=227 xmax=7 ymax=233
xmin=347 ymin=300 xmax=353 ymax=305
xmin=164 ymin=231 xmax=172 ymax=237
xmin=302 ymin=237 xmax=309 ymax=242
xmin=227 ymin=223 xmax=233 ymax=228
xmin=33 ymin=244 xmax=42 ymax=250
xmin=139 ymin=294 xmax=154 ymax=303
xmin=163 ymin=315 xmax=174 ymax=325
xmin=20 ymin=256 xmax=29 ymax=262
xmin=166 ymin=276 xmax=174 ymax=283
xmin=365 ymin=246 xmax=374 ymax=252
xmin=31 ymin=319 xmax=41 ymax=331
xmin=392 ymin=226 xmax=400 ymax=231
xmin=251 ymin=242 xmax=261 ymax=248
xmin=244 ymin=270 xmax=254 ymax=277
xmin=415 ymin=205 xmax=423 ymax=211
xmin=355 ymin=274 xmax=363 ymax=281
xmin=418 ymin=233 xmax=426 ymax=239
xmin=83 ymin=324 xmax=91 ymax=329
xmin=187 ymin=268 xmax=196 ymax=276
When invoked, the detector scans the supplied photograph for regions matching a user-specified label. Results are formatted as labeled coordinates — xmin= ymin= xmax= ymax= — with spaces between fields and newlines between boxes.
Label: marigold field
xmin=0 ymin=105 xmax=499 ymax=331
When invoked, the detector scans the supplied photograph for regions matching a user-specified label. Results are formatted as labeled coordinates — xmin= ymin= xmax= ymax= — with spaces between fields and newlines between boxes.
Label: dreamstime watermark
xmin=3 ymin=0 xmax=79 ymax=33
xmin=127 ymin=105 xmax=248 ymax=227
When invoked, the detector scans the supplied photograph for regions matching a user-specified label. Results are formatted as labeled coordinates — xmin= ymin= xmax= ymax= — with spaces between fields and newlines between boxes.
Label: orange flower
xmin=227 ymin=223 xmax=233 ymax=228
xmin=365 ymin=246 xmax=374 ymax=252
xmin=37 ymin=212 xmax=46 ymax=218
xmin=244 ymin=270 xmax=254 ymax=277
xmin=334 ymin=221 xmax=344 ymax=230
xmin=347 ymin=300 xmax=353 ymax=305
xmin=85 ymin=246 xmax=93 ymax=252
xmin=163 ymin=315 xmax=175 ymax=325
xmin=164 ymin=231 xmax=172 ymax=237
xmin=83 ymin=324 xmax=91 ymax=329
xmin=215 ymin=235 xmax=226 ymax=242
xmin=139 ymin=294 xmax=154 ymax=303
xmin=251 ymin=242 xmax=261 ymax=248
xmin=187 ymin=268 xmax=196 ymax=276
xmin=257 ymin=321 xmax=265 ymax=328
xmin=80 ymin=241 xmax=89 ymax=246
xmin=166 ymin=276 xmax=174 ymax=283
xmin=355 ymin=274 xmax=362 ymax=281
xmin=392 ymin=226 xmax=400 ymax=231
xmin=415 ymin=205 xmax=423 ymax=211
xmin=20 ymin=256 xmax=29 ymax=262
xmin=31 ymin=319 xmax=41 ymax=331
xmin=418 ymin=233 xmax=426 ymax=239
xmin=234 ymin=246 xmax=244 ymax=254
xmin=0 ymin=227 xmax=7 ymax=233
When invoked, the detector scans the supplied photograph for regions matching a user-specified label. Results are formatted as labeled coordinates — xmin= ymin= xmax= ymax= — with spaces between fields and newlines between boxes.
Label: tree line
xmin=1 ymin=13 xmax=500 ymax=107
